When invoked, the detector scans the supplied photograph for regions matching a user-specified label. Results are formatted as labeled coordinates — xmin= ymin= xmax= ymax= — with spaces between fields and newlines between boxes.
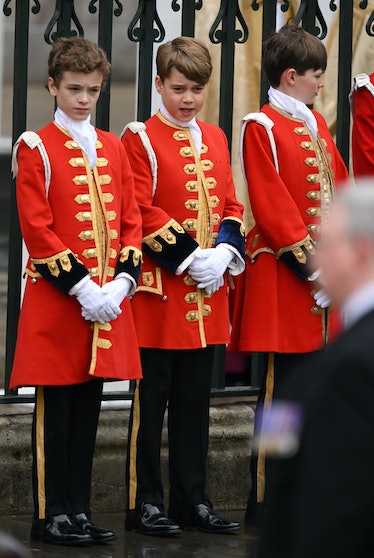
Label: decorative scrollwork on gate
xmin=209 ymin=0 xmax=249 ymax=45
xmin=128 ymin=0 xmax=165 ymax=43
xmin=3 ymin=0 xmax=40 ymax=16
xmin=358 ymin=0 xmax=374 ymax=36
xmin=89 ymin=0 xmax=123 ymax=17
xmin=281 ymin=0 xmax=290 ymax=12
xmin=44 ymin=0 xmax=84 ymax=44
xmin=293 ymin=0 xmax=328 ymax=39
xmin=171 ymin=0 xmax=203 ymax=12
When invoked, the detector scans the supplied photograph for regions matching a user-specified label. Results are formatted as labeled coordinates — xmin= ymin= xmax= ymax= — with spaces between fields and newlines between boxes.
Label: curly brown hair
xmin=48 ymin=37 xmax=111 ymax=89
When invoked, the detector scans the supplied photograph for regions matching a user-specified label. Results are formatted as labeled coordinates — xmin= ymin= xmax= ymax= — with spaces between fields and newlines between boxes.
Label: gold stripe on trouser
xmin=256 ymin=352 xmax=275 ymax=503
xmin=128 ymin=380 xmax=141 ymax=510
xmin=35 ymin=386 xmax=46 ymax=519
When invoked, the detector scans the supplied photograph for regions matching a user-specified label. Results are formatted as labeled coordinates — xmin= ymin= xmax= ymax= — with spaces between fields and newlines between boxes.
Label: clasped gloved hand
xmin=188 ymin=245 xmax=233 ymax=290
xmin=73 ymin=279 xmax=122 ymax=323
xmin=313 ymin=288 xmax=331 ymax=308
xmin=102 ymin=277 xmax=133 ymax=307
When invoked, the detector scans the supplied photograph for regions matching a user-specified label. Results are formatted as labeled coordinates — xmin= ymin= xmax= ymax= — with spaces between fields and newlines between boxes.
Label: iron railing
xmin=2 ymin=0 xmax=374 ymax=402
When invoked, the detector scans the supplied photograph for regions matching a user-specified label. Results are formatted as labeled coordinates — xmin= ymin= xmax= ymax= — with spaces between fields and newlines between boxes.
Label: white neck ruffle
xmin=55 ymin=107 xmax=98 ymax=169
xmin=268 ymin=86 xmax=318 ymax=138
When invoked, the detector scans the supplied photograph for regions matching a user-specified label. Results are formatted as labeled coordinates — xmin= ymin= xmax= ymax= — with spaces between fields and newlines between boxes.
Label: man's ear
xmin=155 ymin=75 xmax=163 ymax=94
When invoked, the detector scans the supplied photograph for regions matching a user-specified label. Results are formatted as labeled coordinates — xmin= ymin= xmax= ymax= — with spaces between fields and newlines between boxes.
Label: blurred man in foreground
xmin=260 ymin=183 xmax=374 ymax=558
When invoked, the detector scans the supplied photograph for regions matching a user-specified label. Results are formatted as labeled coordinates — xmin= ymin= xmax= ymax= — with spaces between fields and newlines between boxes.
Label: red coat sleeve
xmin=351 ymin=76 xmax=374 ymax=177
xmin=243 ymin=121 xmax=311 ymax=252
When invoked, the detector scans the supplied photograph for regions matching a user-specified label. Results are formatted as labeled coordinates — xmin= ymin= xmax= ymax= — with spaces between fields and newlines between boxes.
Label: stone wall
xmin=0 ymin=400 xmax=255 ymax=515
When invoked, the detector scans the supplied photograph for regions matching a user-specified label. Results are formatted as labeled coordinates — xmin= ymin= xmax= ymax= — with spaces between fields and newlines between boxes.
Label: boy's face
xmin=288 ymin=68 xmax=325 ymax=105
xmin=155 ymin=67 xmax=208 ymax=122
xmin=48 ymin=70 xmax=103 ymax=121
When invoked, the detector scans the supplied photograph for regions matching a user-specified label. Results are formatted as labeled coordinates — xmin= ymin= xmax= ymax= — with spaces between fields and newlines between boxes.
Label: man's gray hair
xmin=337 ymin=180 xmax=374 ymax=240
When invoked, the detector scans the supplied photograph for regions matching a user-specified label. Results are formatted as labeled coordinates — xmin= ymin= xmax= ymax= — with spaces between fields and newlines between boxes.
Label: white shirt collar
xmin=159 ymin=101 xmax=202 ymax=155
xmin=342 ymin=281 xmax=374 ymax=328
xmin=268 ymin=86 xmax=318 ymax=138
xmin=55 ymin=107 xmax=98 ymax=169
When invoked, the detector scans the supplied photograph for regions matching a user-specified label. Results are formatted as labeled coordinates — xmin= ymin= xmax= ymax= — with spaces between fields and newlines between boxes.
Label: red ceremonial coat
xmin=351 ymin=72 xmax=374 ymax=177
xmin=121 ymin=112 xmax=244 ymax=349
xmin=10 ymin=122 xmax=143 ymax=389
xmin=230 ymin=104 xmax=348 ymax=354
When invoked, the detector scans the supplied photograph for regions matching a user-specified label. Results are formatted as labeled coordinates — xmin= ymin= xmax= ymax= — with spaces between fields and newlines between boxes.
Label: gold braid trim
xmin=31 ymin=249 xmax=81 ymax=278
xmin=119 ymin=245 xmax=143 ymax=266
xmin=276 ymin=235 xmax=316 ymax=264
xmin=143 ymin=219 xmax=185 ymax=253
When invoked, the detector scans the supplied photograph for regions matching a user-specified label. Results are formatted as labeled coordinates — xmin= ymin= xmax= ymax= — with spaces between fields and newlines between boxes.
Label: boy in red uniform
xmin=121 ymin=37 xmax=245 ymax=536
xmin=350 ymin=72 xmax=374 ymax=177
xmin=229 ymin=25 xmax=348 ymax=524
xmin=10 ymin=37 xmax=143 ymax=545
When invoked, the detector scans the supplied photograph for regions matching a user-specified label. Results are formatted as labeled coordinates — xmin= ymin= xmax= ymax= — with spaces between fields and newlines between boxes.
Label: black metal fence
xmin=1 ymin=0 xmax=373 ymax=402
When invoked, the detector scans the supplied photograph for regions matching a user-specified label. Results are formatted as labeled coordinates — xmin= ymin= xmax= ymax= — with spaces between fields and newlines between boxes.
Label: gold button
xmin=177 ymin=226 xmax=183 ymax=232
xmin=90 ymin=268 xmax=98 ymax=276
xmin=190 ymin=201 xmax=196 ymax=209
xmin=81 ymin=194 xmax=89 ymax=203
xmin=167 ymin=234 xmax=173 ymax=241
xmin=311 ymin=305 xmax=320 ymax=314
xmin=189 ymin=293 xmax=195 ymax=302
xmin=187 ymin=220 xmax=193 ymax=228
xmin=161 ymin=295 xmax=168 ymax=302
xmin=83 ymin=230 xmax=92 ymax=239
xmin=62 ymin=258 xmax=69 ymax=265
xmin=79 ymin=175 xmax=87 ymax=184
xmin=50 ymin=263 xmax=56 ymax=270
xmin=83 ymin=212 xmax=91 ymax=221
xmin=190 ymin=312 xmax=196 ymax=319
xmin=71 ymin=141 xmax=79 ymax=148
xmin=153 ymin=242 xmax=158 ymax=248
xmin=31 ymin=277 xmax=37 ymax=284
xmin=87 ymin=249 xmax=95 ymax=257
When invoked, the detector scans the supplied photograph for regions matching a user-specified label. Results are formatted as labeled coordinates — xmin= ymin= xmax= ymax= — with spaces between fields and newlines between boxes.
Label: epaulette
xmin=12 ymin=131 xmax=52 ymax=197
xmin=121 ymin=121 xmax=158 ymax=197
xmin=239 ymin=112 xmax=279 ymax=177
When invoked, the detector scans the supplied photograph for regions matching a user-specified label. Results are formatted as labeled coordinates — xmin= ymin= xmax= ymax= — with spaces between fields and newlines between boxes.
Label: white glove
xmin=102 ymin=277 xmax=133 ymax=307
xmin=188 ymin=245 xmax=233 ymax=289
xmin=204 ymin=275 xmax=225 ymax=295
xmin=74 ymin=279 xmax=121 ymax=323
xmin=313 ymin=289 xmax=331 ymax=309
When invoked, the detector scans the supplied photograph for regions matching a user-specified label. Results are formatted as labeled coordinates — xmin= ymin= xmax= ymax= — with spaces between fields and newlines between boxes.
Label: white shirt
xmin=342 ymin=281 xmax=374 ymax=329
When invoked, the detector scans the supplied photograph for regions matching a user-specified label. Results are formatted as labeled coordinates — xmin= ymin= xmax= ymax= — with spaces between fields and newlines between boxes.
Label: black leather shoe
xmin=190 ymin=503 xmax=240 ymax=534
xmin=31 ymin=513 xmax=93 ymax=546
xmin=74 ymin=513 xmax=116 ymax=543
xmin=125 ymin=503 xmax=182 ymax=537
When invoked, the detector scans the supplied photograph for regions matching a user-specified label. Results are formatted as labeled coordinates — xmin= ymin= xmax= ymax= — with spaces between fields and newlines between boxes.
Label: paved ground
xmin=0 ymin=511 xmax=260 ymax=558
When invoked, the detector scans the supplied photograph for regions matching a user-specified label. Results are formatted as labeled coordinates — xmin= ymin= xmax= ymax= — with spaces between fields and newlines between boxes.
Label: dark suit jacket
xmin=260 ymin=309 xmax=374 ymax=558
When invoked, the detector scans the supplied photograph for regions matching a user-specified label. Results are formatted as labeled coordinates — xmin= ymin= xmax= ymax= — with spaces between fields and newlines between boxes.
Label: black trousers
xmin=246 ymin=352 xmax=320 ymax=521
xmin=126 ymin=346 xmax=215 ymax=519
xmin=32 ymin=379 xmax=103 ymax=522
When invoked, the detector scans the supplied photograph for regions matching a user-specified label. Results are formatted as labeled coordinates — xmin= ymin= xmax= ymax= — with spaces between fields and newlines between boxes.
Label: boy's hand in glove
xmin=73 ymin=279 xmax=121 ymax=323
xmin=102 ymin=277 xmax=133 ymax=307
